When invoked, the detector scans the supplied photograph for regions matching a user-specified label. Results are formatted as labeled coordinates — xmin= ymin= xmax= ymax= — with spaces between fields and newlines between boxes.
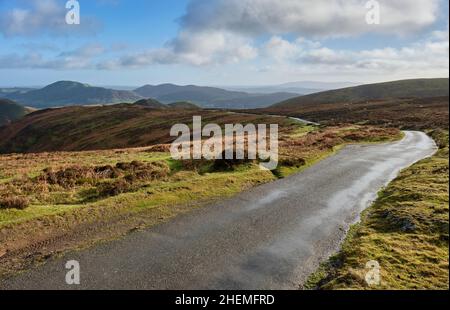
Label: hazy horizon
xmin=2 ymin=77 xmax=450 ymax=90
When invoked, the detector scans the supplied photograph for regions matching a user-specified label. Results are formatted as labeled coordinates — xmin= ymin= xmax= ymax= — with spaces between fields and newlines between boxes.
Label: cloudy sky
xmin=0 ymin=0 xmax=448 ymax=86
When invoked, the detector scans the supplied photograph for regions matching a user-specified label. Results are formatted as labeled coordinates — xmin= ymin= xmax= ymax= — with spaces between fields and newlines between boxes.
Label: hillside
xmin=134 ymin=84 xmax=248 ymax=102
xmin=0 ymin=99 xmax=27 ymax=126
xmin=134 ymin=98 xmax=168 ymax=109
xmin=264 ymin=96 xmax=449 ymax=130
xmin=272 ymin=78 xmax=449 ymax=108
xmin=209 ymin=92 xmax=300 ymax=109
xmin=0 ymin=104 xmax=292 ymax=154
xmin=7 ymin=81 xmax=142 ymax=108
xmin=167 ymin=101 xmax=201 ymax=110
xmin=134 ymin=83 xmax=298 ymax=109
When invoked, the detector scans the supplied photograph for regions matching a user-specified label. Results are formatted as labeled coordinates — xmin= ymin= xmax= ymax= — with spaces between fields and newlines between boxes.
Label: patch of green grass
xmin=0 ymin=165 xmax=275 ymax=228
xmin=289 ymin=125 xmax=318 ymax=138
xmin=306 ymin=131 xmax=449 ymax=290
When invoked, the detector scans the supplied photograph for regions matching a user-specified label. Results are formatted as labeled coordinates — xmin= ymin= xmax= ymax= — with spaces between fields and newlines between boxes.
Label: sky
xmin=0 ymin=0 xmax=448 ymax=87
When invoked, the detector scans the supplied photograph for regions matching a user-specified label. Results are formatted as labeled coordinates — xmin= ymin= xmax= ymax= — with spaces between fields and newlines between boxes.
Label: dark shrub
xmin=212 ymin=150 xmax=254 ymax=172
xmin=97 ymin=180 xmax=133 ymax=197
xmin=0 ymin=196 xmax=30 ymax=210
xmin=280 ymin=157 xmax=306 ymax=167
xmin=94 ymin=165 xmax=121 ymax=178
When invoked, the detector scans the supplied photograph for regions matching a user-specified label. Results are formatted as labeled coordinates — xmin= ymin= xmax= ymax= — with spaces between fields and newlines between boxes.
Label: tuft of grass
xmin=0 ymin=196 xmax=29 ymax=210
xmin=306 ymin=131 xmax=449 ymax=290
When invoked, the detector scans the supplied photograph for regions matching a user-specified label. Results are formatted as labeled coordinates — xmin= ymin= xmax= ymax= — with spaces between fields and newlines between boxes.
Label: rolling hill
xmin=0 ymin=99 xmax=27 ymax=126
xmin=260 ymin=78 xmax=449 ymax=130
xmin=4 ymin=81 xmax=299 ymax=109
xmin=272 ymin=78 xmax=449 ymax=108
xmin=167 ymin=101 xmax=201 ymax=110
xmin=134 ymin=98 xmax=168 ymax=109
xmin=134 ymin=83 xmax=298 ymax=109
xmin=7 ymin=81 xmax=142 ymax=108
xmin=0 ymin=104 xmax=291 ymax=154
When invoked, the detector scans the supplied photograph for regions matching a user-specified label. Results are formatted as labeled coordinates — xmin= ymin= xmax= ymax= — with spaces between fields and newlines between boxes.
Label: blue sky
xmin=0 ymin=0 xmax=448 ymax=87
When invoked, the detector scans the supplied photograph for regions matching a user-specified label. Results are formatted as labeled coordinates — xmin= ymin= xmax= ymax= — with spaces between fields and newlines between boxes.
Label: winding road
xmin=0 ymin=131 xmax=437 ymax=290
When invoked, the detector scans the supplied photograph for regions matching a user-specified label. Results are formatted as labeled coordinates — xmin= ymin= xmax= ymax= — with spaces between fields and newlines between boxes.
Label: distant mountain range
xmin=271 ymin=78 xmax=449 ymax=108
xmin=1 ymin=81 xmax=300 ymax=109
xmin=133 ymin=84 xmax=298 ymax=109
xmin=2 ymin=79 xmax=448 ymax=111
xmin=223 ymin=81 xmax=358 ymax=95
xmin=4 ymin=81 xmax=142 ymax=108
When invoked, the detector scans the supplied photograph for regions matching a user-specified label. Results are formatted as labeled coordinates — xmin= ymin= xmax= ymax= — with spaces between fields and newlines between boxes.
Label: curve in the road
xmin=0 ymin=131 xmax=437 ymax=290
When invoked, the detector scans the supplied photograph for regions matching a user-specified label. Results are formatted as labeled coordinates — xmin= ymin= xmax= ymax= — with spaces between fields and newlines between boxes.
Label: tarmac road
xmin=0 ymin=131 xmax=436 ymax=290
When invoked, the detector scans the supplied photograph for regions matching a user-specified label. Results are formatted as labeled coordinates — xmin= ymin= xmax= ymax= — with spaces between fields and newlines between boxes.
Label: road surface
xmin=0 ymin=131 xmax=436 ymax=290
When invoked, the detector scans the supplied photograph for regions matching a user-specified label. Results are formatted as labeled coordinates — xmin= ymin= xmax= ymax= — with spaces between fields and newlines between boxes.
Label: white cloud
xmin=0 ymin=43 xmax=106 ymax=70
xmin=263 ymin=37 xmax=302 ymax=62
xmin=0 ymin=0 xmax=100 ymax=37
xmin=99 ymin=30 xmax=258 ymax=68
xmin=170 ymin=30 xmax=258 ymax=65
xmin=102 ymin=0 xmax=444 ymax=69
xmin=264 ymin=26 xmax=449 ymax=81
xmin=179 ymin=0 xmax=440 ymax=38
xmin=1 ymin=0 xmax=447 ymax=82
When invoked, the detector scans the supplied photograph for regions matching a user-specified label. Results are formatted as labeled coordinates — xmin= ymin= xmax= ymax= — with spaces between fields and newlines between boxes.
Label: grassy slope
xmin=272 ymin=78 xmax=449 ymax=108
xmin=0 ymin=99 xmax=26 ymax=126
xmin=0 ymin=105 xmax=296 ymax=153
xmin=306 ymin=130 xmax=449 ymax=290
xmin=261 ymin=96 xmax=449 ymax=131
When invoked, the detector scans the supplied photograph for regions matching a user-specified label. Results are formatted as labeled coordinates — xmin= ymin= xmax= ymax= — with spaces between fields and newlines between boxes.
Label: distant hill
xmin=264 ymin=96 xmax=449 ymax=131
xmin=134 ymin=98 xmax=168 ymax=109
xmin=210 ymin=92 xmax=301 ymax=109
xmin=259 ymin=79 xmax=449 ymax=130
xmin=134 ymin=84 xmax=247 ymax=102
xmin=272 ymin=78 xmax=449 ymax=108
xmin=167 ymin=101 xmax=201 ymax=110
xmin=225 ymin=81 xmax=358 ymax=95
xmin=134 ymin=83 xmax=298 ymax=109
xmin=0 ymin=104 xmax=290 ymax=153
xmin=7 ymin=81 xmax=142 ymax=108
xmin=0 ymin=99 xmax=27 ymax=126
xmin=4 ymin=82 xmax=299 ymax=109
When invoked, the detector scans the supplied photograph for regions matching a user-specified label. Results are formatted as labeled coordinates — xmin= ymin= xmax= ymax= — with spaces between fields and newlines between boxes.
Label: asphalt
xmin=0 ymin=131 xmax=437 ymax=290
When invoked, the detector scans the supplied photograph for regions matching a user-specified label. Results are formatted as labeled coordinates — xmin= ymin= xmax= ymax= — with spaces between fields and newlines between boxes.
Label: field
xmin=0 ymin=121 xmax=400 ymax=277
xmin=305 ymin=130 xmax=449 ymax=290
